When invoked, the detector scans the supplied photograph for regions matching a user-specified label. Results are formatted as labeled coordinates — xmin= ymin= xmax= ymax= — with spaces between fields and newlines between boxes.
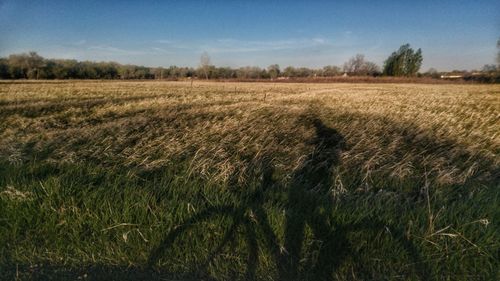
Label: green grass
xmin=0 ymin=81 xmax=499 ymax=280
xmin=1 ymin=159 xmax=498 ymax=280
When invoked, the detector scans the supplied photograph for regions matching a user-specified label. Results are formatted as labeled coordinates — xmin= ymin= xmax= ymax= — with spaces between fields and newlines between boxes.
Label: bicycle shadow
xmin=277 ymin=116 xmax=430 ymax=280
xmin=148 ymin=114 xmax=430 ymax=280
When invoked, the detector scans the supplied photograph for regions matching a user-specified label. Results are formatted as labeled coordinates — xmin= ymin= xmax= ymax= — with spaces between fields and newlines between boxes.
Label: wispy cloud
xmin=155 ymin=39 xmax=174 ymax=44
xmin=73 ymin=39 xmax=87 ymax=46
xmin=151 ymin=47 xmax=174 ymax=54
xmin=24 ymin=35 xmax=383 ymax=68
xmin=205 ymin=38 xmax=331 ymax=53
xmin=153 ymin=39 xmax=195 ymax=51
xmin=151 ymin=36 xmax=367 ymax=55
xmin=88 ymin=45 xmax=147 ymax=55
xmin=154 ymin=37 xmax=335 ymax=54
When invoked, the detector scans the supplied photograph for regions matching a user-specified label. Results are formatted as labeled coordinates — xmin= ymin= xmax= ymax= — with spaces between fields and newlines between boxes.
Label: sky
xmin=0 ymin=0 xmax=499 ymax=71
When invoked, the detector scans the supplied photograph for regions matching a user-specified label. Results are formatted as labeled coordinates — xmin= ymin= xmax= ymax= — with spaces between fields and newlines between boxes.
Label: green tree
xmin=282 ymin=66 xmax=296 ymax=77
xmin=38 ymin=60 xmax=56 ymax=79
xmin=383 ymin=44 xmax=423 ymax=76
xmin=267 ymin=64 xmax=280 ymax=79
xmin=0 ymin=58 xmax=10 ymax=79
xmin=321 ymin=65 xmax=341 ymax=77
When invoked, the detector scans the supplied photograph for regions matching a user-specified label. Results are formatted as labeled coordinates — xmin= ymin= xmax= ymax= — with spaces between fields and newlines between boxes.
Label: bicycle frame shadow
xmin=148 ymin=113 xmax=431 ymax=280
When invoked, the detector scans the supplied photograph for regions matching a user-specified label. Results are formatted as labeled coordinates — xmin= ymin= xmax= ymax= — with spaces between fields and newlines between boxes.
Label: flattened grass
xmin=0 ymin=81 xmax=499 ymax=280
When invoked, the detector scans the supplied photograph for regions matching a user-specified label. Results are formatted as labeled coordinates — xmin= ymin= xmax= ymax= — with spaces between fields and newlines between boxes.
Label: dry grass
xmin=1 ymin=81 xmax=498 ymax=187
xmin=0 ymin=81 xmax=499 ymax=280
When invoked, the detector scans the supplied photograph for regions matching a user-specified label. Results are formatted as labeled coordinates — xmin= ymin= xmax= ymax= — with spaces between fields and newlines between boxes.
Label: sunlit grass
xmin=0 ymin=81 xmax=498 ymax=280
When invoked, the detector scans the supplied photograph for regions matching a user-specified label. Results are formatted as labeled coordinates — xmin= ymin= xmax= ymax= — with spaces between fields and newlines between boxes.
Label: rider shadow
xmin=277 ymin=116 xmax=346 ymax=280
xmin=148 ymin=116 xmax=430 ymax=281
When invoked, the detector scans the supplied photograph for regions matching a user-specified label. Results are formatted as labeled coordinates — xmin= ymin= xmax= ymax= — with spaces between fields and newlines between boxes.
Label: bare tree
xmin=8 ymin=51 xmax=44 ymax=79
xmin=497 ymin=38 xmax=500 ymax=67
xmin=343 ymin=54 xmax=366 ymax=74
xmin=343 ymin=54 xmax=380 ymax=76
xmin=200 ymin=52 xmax=211 ymax=80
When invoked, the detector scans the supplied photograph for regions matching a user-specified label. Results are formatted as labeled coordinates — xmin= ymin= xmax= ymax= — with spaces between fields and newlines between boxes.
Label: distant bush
xmin=1 ymin=51 xmax=497 ymax=83
xmin=463 ymin=73 xmax=500 ymax=83
xmin=0 ymin=51 xmax=375 ymax=80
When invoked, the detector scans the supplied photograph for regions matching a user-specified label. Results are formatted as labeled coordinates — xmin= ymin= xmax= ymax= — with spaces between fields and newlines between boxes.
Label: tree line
xmin=0 ymin=51 xmax=384 ymax=80
xmin=0 ymin=43 xmax=497 ymax=80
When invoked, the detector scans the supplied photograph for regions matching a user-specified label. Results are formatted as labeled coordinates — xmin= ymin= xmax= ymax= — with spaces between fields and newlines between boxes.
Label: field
xmin=0 ymin=81 xmax=499 ymax=280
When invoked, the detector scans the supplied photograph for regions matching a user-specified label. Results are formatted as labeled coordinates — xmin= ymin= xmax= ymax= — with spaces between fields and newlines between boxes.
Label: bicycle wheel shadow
xmin=148 ymin=113 xmax=430 ymax=281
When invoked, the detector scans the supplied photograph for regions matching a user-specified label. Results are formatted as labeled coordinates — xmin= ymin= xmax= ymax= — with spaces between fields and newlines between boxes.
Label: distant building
xmin=440 ymin=75 xmax=462 ymax=79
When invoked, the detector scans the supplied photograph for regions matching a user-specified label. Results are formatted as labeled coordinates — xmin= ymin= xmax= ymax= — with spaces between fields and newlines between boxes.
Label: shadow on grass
xmin=147 ymin=115 xmax=431 ymax=280
xmin=0 ymin=264 xmax=184 ymax=281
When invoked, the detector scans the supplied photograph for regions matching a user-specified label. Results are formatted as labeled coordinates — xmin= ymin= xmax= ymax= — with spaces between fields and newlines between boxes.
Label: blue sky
xmin=1 ymin=0 xmax=498 ymax=71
